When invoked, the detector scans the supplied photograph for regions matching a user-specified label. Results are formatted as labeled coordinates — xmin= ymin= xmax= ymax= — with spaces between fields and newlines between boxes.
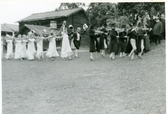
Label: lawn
xmin=2 ymin=41 xmax=166 ymax=114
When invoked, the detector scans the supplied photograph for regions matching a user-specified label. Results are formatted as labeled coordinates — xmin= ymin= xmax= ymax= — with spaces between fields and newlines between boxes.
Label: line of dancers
xmin=88 ymin=22 xmax=153 ymax=60
xmin=1 ymin=20 xmax=88 ymax=61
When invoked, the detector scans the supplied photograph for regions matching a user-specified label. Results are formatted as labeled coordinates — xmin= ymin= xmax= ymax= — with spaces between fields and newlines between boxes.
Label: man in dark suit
xmin=73 ymin=27 xmax=86 ymax=57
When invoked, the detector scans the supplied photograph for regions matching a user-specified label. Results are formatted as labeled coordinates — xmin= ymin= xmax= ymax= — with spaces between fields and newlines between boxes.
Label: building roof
xmin=21 ymin=24 xmax=51 ymax=34
xmin=1 ymin=24 xmax=19 ymax=32
xmin=18 ymin=7 xmax=84 ymax=23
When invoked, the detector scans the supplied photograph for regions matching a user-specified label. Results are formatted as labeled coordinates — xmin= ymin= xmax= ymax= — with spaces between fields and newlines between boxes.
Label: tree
xmin=86 ymin=3 xmax=117 ymax=27
xmin=57 ymin=3 xmax=85 ymax=10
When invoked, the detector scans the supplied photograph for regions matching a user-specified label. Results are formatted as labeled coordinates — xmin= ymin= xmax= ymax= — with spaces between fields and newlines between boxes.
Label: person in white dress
xmin=21 ymin=34 xmax=28 ymax=59
xmin=61 ymin=20 xmax=73 ymax=60
xmin=45 ymin=31 xmax=59 ymax=60
xmin=26 ymin=31 xmax=36 ymax=60
xmin=1 ymin=36 xmax=4 ymax=58
xmin=5 ymin=34 xmax=14 ymax=59
xmin=36 ymin=34 xmax=44 ymax=60
xmin=14 ymin=34 xmax=22 ymax=60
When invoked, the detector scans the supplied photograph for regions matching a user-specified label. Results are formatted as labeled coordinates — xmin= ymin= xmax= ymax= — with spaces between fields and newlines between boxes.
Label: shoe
xmin=75 ymin=55 xmax=78 ymax=58
xmin=90 ymin=56 xmax=94 ymax=61
xmin=137 ymin=55 xmax=142 ymax=59
xmin=69 ymin=57 xmax=72 ymax=60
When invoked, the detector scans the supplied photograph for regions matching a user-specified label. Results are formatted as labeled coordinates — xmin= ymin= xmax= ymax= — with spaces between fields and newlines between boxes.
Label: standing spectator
xmin=153 ymin=17 xmax=162 ymax=45
xmin=160 ymin=14 xmax=165 ymax=40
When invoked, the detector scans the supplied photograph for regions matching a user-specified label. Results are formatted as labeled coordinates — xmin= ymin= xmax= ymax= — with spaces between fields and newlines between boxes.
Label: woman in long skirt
xmin=26 ymin=33 xmax=36 ymax=60
xmin=46 ymin=35 xmax=59 ymax=60
xmin=14 ymin=34 xmax=22 ymax=59
xmin=61 ymin=21 xmax=73 ymax=60
xmin=21 ymin=34 xmax=28 ymax=59
xmin=5 ymin=35 xmax=13 ymax=59
xmin=88 ymin=25 xmax=96 ymax=60
xmin=99 ymin=27 xmax=108 ymax=57
xmin=109 ymin=23 xmax=118 ymax=60
xmin=36 ymin=34 xmax=44 ymax=60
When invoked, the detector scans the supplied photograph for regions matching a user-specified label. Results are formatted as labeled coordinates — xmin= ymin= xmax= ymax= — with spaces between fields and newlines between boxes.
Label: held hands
xmin=116 ymin=36 xmax=119 ymax=38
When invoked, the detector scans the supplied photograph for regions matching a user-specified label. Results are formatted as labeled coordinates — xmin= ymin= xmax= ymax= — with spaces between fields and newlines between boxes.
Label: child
xmin=14 ymin=34 xmax=22 ymax=60
xmin=5 ymin=34 xmax=13 ymax=59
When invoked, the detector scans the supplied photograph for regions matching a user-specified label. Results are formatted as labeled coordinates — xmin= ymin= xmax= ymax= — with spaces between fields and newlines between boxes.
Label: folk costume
xmin=14 ymin=35 xmax=22 ymax=59
xmin=99 ymin=27 xmax=108 ymax=57
xmin=89 ymin=25 xmax=96 ymax=60
xmin=136 ymin=27 xmax=145 ymax=58
xmin=5 ymin=35 xmax=13 ymax=59
xmin=21 ymin=35 xmax=28 ymax=59
xmin=26 ymin=33 xmax=36 ymax=60
xmin=119 ymin=26 xmax=128 ymax=57
xmin=126 ymin=27 xmax=138 ymax=60
xmin=72 ymin=27 xmax=86 ymax=57
xmin=61 ymin=21 xmax=73 ymax=60
xmin=109 ymin=24 xmax=118 ymax=60
xmin=46 ymin=34 xmax=59 ymax=60
xmin=36 ymin=35 xmax=44 ymax=60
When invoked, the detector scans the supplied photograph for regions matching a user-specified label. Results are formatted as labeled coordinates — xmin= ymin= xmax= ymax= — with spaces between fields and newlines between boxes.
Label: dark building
xmin=17 ymin=7 xmax=88 ymax=32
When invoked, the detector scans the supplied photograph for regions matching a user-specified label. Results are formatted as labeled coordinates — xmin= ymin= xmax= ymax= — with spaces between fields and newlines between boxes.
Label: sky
xmin=0 ymin=1 xmax=89 ymax=25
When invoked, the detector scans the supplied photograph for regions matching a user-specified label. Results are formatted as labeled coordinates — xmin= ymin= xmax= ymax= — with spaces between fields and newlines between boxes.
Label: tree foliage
xmin=57 ymin=3 xmax=85 ymax=10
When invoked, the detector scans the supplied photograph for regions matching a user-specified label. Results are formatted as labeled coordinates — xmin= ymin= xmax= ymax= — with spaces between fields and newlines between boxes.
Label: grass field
xmin=2 ymin=41 xmax=166 ymax=114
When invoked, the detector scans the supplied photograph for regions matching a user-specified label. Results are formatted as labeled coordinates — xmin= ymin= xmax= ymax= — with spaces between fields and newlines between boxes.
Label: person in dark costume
xmin=89 ymin=25 xmax=96 ymax=60
xmin=136 ymin=23 xmax=145 ymax=58
xmin=109 ymin=23 xmax=118 ymax=60
xmin=99 ymin=25 xmax=108 ymax=57
xmin=125 ymin=24 xmax=138 ymax=60
xmin=72 ymin=27 xmax=86 ymax=57
xmin=118 ymin=25 xmax=128 ymax=57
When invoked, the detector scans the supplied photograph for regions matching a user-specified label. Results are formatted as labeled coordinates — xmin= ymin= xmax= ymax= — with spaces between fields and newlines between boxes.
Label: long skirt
xmin=89 ymin=35 xmax=96 ymax=53
xmin=6 ymin=41 xmax=13 ymax=59
xmin=144 ymin=35 xmax=151 ymax=51
xmin=36 ymin=40 xmax=44 ymax=59
xmin=46 ymin=38 xmax=59 ymax=58
xmin=109 ymin=39 xmax=118 ymax=53
xmin=61 ymin=34 xmax=73 ymax=58
xmin=27 ymin=42 xmax=36 ymax=60
xmin=14 ymin=41 xmax=22 ymax=59
xmin=21 ymin=42 xmax=27 ymax=58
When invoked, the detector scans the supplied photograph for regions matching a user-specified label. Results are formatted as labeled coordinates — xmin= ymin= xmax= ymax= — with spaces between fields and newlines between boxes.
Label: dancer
xmin=5 ymin=34 xmax=14 ymax=59
xmin=35 ymin=34 xmax=44 ymax=60
xmin=21 ymin=34 xmax=28 ymax=60
xmin=61 ymin=20 xmax=73 ymax=60
xmin=118 ymin=25 xmax=128 ymax=57
xmin=14 ymin=34 xmax=22 ymax=60
xmin=72 ymin=24 xmax=87 ymax=57
xmin=109 ymin=23 xmax=118 ymax=60
xmin=26 ymin=31 xmax=36 ymax=61
xmin=136 ymin=23 xmax=145 ymax=58
xmin=88 ymin=25 xmax=96 ymax=61
xmin=45 ymin=30 xmax=59 ymax=60
xmin=126 ymin=24 xmax=138 ymax=60
xmin=99 ymin=25 xmax=108 ymax=57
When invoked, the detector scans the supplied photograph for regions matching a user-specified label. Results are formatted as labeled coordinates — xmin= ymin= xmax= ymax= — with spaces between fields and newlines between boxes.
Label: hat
xmin=69 ymin=25 xmax=73 ymax=29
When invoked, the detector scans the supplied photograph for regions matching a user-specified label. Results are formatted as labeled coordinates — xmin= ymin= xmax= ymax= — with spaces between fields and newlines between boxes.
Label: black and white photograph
xmin=1 ymin=1 xmax=166 ymax=114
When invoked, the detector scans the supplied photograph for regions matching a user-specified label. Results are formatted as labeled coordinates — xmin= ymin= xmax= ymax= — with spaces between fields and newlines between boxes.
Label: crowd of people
xmin=1 ymin=12 xmax=165 ymax=61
